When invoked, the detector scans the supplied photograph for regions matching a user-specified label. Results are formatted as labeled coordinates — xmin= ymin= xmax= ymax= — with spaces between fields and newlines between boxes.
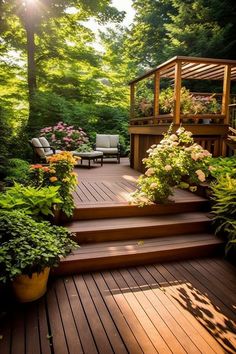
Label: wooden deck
xmin=1 ymin=257 xmax=235 ymax=354
xmin=73 ymin=157 xmax=140 ymax=208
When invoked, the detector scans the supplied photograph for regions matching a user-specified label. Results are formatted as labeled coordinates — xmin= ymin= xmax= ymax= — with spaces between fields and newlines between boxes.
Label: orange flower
xmin=50 ymin=176 xmax=58 ymax=182
xmin=30 ymin=164 xmax=43 ymax=169
xmin=42 ymin=166 xmax=50 ymax=172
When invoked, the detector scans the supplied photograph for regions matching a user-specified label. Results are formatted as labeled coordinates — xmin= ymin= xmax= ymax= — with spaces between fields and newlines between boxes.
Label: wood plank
xmin=222 ymin=65 xmax=232 ymax=124
xmin=111 ymin=269 xmax=173 ymax=353
xmin=0 ymin=308 xmax=11 ymax=354
xmin=102 ymin=271 xmax=158 ymax=353
xmin=38 ymin=299 xmax=51 ymax=354
xmin=83 ymin=274 xmax=128 ymax=353
xmin=167 ymin=262 xmax=236 ymax=353
xmin=73 ymin=274 xmax=114 ymax=354
xmin=174 ymin=60 xmax=182 ymax=124
xmin=120 ymin=268 xmax=189 ymax=354
xmin=64 ymin=276 xmax=98 ymax=354
xmin=25 ymin=303 xmax=41 ymax=354
xmin=46 ymin=285 xmax=69 ymax=354
xmin=92 ymin=272 xmax=143 ymax=354
xmin=11 ymin=306 xmax=25 ymax=354
xmin=54 ymin=278 xmax=83 ymax=354
xmin=145 ymin=264 xmax=225 ymax=354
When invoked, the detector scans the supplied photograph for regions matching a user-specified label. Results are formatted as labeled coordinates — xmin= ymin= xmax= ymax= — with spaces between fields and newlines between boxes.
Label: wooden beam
xmin=130 ymin=83 xmax=135 ymax=120
xmin=153 ymin=71 xmax=160 ymax=124
xmin=174 ymin=61 xmax=182 ymax=124
xmin=221 ymin=65 xmax=231 ymax=124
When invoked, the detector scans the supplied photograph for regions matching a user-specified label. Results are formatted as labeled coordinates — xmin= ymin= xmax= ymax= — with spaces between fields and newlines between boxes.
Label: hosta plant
xmin=0 ymin=183 xmax=62 ymax=219
xmin=211 ymin=174 xmax=236 ymax=258
xmin=130 ymin=126 xmax=212 ymax=205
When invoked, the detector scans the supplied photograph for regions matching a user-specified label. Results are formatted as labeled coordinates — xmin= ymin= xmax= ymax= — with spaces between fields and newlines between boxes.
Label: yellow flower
xmin=50 ymin=176 xmax=58 ymax=182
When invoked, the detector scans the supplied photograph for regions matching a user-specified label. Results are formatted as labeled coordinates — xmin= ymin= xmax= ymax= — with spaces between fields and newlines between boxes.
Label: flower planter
xmin=12 ymin=267 xmax=50 ymax=303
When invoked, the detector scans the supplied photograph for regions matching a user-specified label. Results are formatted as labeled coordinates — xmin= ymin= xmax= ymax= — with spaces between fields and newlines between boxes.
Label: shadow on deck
xmin=0 ymin=258 xmax=236 ymax=354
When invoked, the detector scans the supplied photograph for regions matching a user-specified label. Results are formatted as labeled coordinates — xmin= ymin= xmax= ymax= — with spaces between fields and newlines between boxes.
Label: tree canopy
xmin=0 ymin=0 xmax=235 ymax=160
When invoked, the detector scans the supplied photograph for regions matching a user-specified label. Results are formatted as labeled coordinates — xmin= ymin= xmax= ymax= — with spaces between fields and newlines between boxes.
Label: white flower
xmin=145 ymin=168 xmax=155 ymax=176
xmin=169 ymin=134 xmax=178 ymax=141
xmin=195 ymin=169 xmax=206 ymax=182
xmin=164 ymin=165 xmax=172 ymax=172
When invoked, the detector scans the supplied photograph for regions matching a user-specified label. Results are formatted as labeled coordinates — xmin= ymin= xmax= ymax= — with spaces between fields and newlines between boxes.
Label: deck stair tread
xmin=68 ymin=212 xmax=210 ymax=232
xmin=55 ymin=233 xmax=224 ymax=275
xmin=68 ymin=233 xmax=223 ymax=258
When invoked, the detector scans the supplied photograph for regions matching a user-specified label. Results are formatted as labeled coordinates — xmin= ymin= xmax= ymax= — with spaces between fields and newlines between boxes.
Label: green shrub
xmin=211 ymin=174 xmax=236 ymax=258
xmin=209 ymin=156 xmax=236 ymax=179
xmin=0 ymin=210 xmax=78 ymax=282
xmin=4 ymin=158 xmax=30 ymax=185
xmin=131 ymin=126 xmax=211 ymax=205
xmin=0 ymin=183 xmax=62 ymax=218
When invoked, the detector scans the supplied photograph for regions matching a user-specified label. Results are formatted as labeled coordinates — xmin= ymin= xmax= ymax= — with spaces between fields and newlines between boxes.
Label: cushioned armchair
xmin=94 ymin=134 xmax=120 ymax=163
xmin=29 ymin=137 xmax=61 ymax=162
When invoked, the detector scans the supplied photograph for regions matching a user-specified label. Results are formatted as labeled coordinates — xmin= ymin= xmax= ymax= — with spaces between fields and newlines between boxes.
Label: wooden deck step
xmin=72 ymin=198 xmax=209 ymax=220
xmin=67 ymin=212 xmax=211 ymax=244
xmin=54 ymin=233 xmax=224 ymax=275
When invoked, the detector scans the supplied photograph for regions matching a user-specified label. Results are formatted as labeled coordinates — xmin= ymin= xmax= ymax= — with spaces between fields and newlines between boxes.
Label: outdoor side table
xmin=73 ymin=151 xmax=103 ymax=168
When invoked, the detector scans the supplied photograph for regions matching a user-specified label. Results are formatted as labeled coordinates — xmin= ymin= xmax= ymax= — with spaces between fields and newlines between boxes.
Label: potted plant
xmin=0 ymin=210 xmax=78 ymax=302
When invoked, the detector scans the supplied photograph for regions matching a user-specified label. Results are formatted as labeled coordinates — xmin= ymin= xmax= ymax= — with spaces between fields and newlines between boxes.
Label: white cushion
xmin=96 ymin=147 xmax=118 ymax=154
xmin=109 ymin=135 xmax=119 ymax=148
xmin=39 ymin=137 xmax=51 ymax=152
xmin=73 ymin=151 xmax=103 ymax=158
xmin=96 ymin=134 xmax=110 ymax=148
xmin=31 ymin=138 xmax=45 ymax=157
xmin=45 ymin=149 xmax=61 ymax=156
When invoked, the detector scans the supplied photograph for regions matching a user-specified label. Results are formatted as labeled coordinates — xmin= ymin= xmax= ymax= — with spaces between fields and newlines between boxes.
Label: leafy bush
xmin=40 ymin=121 xmax=89 ymax=151
xmin=0 ymin=183 xmax=62 ymax=218
xmin=4 ymin=158 xmax=30 ymax=185
xmin=211 ymin=174 xmax=236 ymax=258
xmin=30 ymin=152 xmax=78 ymax=217
xmin=159 ymin=87 xmax=221 ymax=115
xmin=209 ymin=156 xmax=236 ymax=179
xmin=131 ymin=126 xmax=211 ymax=205
xmin=0 ymin=210 xmax=78 ymax=282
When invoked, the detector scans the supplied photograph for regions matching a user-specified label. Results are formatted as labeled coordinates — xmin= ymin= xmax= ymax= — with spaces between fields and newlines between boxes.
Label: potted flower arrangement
xmin=0 ymin=210 xmax=78 ymax=302
xmin=130 ymin=125 xmax=212 ymax=205
xmin=40 ymin=122 xmax=89 ymax=151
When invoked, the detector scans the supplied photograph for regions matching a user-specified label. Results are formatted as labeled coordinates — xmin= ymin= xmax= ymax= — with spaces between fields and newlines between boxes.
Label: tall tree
xmin=0 ymin=0 xmax=124 ymax=126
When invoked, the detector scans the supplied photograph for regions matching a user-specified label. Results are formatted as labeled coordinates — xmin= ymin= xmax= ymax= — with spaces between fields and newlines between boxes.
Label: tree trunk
xmin=26 ymin=26 xmax=37 ymax=100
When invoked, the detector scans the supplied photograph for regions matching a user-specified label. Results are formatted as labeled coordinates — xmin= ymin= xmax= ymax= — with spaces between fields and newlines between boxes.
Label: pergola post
xmin=173 ymin=60 xmax=182 ymax=124
xmin=130 ymin=83 xmax=135 ymax=120
xmin=153 ymin=71 xmax=160 ymax=125
xmin=222 ymin=65 xmax=231 ymax=124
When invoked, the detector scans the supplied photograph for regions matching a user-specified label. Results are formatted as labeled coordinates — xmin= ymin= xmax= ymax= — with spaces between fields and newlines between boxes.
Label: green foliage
xmin=76 ymin=143 xmax=93 ymax=152
xmin=211 ymin=174 xmax=236 ymax=258
xmin=4 ymin=158 xmax=30 ymax=185
xmin=0 ymin=183 xmax=62 ymax=218
xmin=0 ymin=210 xmax=78 ymax=282
xmin=131 ymin=126 xmax=211 ymax=205
xmin=209 ymin=157 xmax=236 ymax=179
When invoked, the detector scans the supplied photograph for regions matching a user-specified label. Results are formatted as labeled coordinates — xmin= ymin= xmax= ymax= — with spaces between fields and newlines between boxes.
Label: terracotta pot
xmin=12 ymin=267 xmax=50 ymax=303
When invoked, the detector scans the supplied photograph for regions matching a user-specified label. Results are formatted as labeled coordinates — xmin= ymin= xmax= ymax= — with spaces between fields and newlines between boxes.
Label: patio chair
xmin=94 ymin=134 xmax=120 ymax=163
xmin=29 ymin=137 xmax=61 ymax=163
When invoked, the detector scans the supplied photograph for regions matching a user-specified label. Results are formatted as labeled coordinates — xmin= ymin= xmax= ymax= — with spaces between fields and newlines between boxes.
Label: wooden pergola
xmin=129 ymin=56 xmax=236 ymax=172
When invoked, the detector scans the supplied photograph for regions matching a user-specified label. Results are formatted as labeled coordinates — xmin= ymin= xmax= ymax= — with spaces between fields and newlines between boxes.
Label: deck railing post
xmin=222 ymin=65 xmax=231 ymax=125
xmin=153 ymin=71 xmax=160 ymax=125
xmin=130 ymin=83 xmax=135 ymax=121
xmin=174 ymin=60 xmax=182 ymax=125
